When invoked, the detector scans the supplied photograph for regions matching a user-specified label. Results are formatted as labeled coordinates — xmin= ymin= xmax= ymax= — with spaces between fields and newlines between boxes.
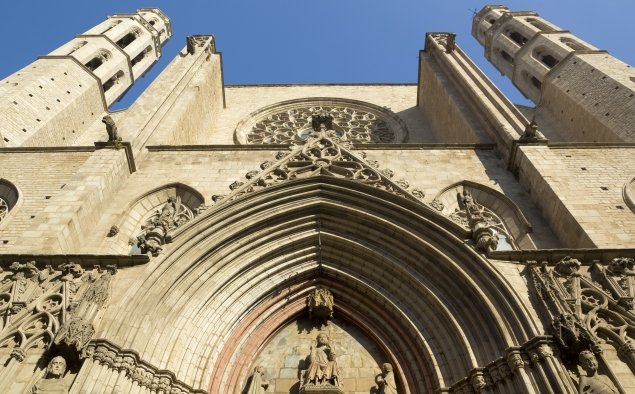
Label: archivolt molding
xmin=91 ymin=173 xmax=543 ymax=393
xmin=234 ymin=97 xmax=409 ymax=145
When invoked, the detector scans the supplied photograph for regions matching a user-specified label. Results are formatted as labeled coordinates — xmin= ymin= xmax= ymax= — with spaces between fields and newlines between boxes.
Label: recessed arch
xmin=96 ymin=177 xmax=542 ymax=393
xmin=0 ymin=178 xmax=21 ymax=230
xmin=109 ymin=182 xmax=204 ymax=252
xmin=432 ymin=180 xmax=535 ymax=249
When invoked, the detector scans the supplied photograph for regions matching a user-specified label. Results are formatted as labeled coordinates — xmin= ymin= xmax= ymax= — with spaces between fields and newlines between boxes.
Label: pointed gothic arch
xmin=91 ymin=175 xmax=544 ymax=393
xmin=432 ymin=180 xmax=535 ymax=249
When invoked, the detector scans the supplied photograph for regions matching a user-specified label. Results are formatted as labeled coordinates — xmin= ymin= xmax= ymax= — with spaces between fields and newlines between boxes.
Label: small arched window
xmin=84 ymin=50 xmax=111 ymax=72
xmin=500 ymin=49 xmax=514 ymax=64
xmin=149 ymin=18 xmax=159 ymax=26
xmin=0 ymin=179 xmax=20 ymax=225
xmin=103 ymin=70 xmax=124 ymax=92
xmin=533 ymin=47 xmax=560 ymax=68
xmin=507 ymin=30 xmax=528 ymax=46
xmin=131 ymin=46 xmax=152 ymax=67
xmin=116 ymin=28 xmax=141 ymax=49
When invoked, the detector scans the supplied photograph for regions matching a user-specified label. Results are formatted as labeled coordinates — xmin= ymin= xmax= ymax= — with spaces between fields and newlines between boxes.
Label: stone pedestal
xmin=300 ymin=384 xmax=344 ymax=394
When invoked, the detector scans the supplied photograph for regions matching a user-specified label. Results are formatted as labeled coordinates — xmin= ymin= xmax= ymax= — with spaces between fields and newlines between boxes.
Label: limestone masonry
xmin=0 ymin=4 xmax=634 ymax=394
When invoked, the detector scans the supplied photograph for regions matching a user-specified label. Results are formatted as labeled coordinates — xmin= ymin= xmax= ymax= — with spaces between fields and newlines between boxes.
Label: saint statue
xmin=304 ymin=333 xmax=341 ymax=387
xmin=578 ymin=351 xmax=619 ymax=394
xmin=31 ymin=356 xmax=69 ymax=394
xmin=245 ymin=366 xmax=269 ymax=394
xmin=376 ymin=363 xmax=398 ymax=394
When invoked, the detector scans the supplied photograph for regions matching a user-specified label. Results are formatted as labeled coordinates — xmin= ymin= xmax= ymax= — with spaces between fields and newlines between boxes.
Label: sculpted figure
xmin=101 ymin=115 xmax=118 ymax=142
xmin=32 ymin=356 xmax=69 ymax=393
xmin=305 ymin=333 xmax=340 ymax=387
xmin=376 ymin=363 xmax=398 ymax=394
xmin=245 ymin=366 xmax=269 ymax=394
xmin=578 ymin=351 xmax=618 ymax=394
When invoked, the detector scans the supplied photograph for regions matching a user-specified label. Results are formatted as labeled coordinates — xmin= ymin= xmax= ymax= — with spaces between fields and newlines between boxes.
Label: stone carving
xmin=82 ymin=340 xmax=205 ymax=394
xmin=470 ymin=371 xmax=487 ymax=392
xmin=307 ymin=288 xmax=334 ymax=322
xmin=102 ymin=115 xmax=118 ymax=142
xmin=136 ymin=196 xmax=194 ymax=256
xmin=376 ymin=363 xmax=398 ymax=394
xmin=246 ymin=105 xmax=397 ymax=144
xmin=0 ymin=196 xmax=8 ymax=222
xmin=456 ymin=189 xmax=509 ymax=252
xmin=230 ymin=181 xmax=244 ymax=190
xmin=107 ymin=225 xmax=119 ymax=237
xmin=186 ymin=35 xmax=213 ymax=55
xmin=245 ymin=366 xmax=269 ymax=394
xmin=31 ymin=356 xmax=69 ymax=393
xmin=519 ymin=121 xmax=546 ymax=142
xmin=222 ymin=131 xmax=421 ymax=205
xmin=591 ymin=257 xmax=635 ymax=310
xmin=530 ymin=256 xmax=635 ymax=370
xmin=577 ymin=351 xmax=618 ymax=394
xmin=54 ymin=316 xmax=94 ymax=352
xmin=429 ymin=33 xmax=456 ymax=52
xmin=301 ymin=333 xmax=342 ymax=392
xmin=430 ymin=199 xmax=444 ymax=211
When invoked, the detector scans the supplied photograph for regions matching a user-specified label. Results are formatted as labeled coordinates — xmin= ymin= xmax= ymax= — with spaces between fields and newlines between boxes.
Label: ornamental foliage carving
xmin=221 ymin=129 xmax=422 ymax=205
xmin=234 ymin=98 xmax=409 ymax=145
xmin=529 ymin=257 xmax=635 ymax=375
xmin=0 ymin=262 xmax=116 ymax=362
xmin=135 ymin=196 xmax=195 ymax=256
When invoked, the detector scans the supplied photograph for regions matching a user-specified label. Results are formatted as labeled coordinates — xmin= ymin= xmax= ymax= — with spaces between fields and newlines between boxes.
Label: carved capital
xmin=506 ymin=350 xmax=525 ymax=373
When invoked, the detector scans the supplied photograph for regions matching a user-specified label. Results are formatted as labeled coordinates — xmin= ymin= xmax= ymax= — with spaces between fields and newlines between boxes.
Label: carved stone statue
xmin=245 ymin=366 xmax=269 ymax=394
xmin=307 ymin=287 xmax=334 ymax=322
xmin=31 ymin=356 xmax=69 ymax=393
xmin=520 ymin=121 xmax=546 ymax=142
xmin=376 ymin=363 xmax=398 ymax=394
xmin=577 ymin=351 xmax=618 ymax=394
xmin=303 ymin=333 xmax=341 ymax=389
xmin=137 ymin=196 xmax=193 ymax=256
xmin=101 ymin=115 xmax=118 ymax=142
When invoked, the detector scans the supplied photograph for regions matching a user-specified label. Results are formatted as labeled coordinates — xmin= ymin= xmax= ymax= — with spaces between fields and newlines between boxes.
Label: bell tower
xmin=0 ymin=8 xmax=171 ymax=147
xmin=473 ymin=5 xmax=635 ymax=142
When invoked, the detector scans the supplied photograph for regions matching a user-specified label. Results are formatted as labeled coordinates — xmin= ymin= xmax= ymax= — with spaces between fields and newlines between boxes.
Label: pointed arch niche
xmin=106 ymin=182 xmax=205 ymax=254
xmin=0 ymin=178 xmax=21 ymax=231
xmin=432 ymin=180 xmax=535 ymax=250
xmin=79 ymin=176 xmax=551 ymax=394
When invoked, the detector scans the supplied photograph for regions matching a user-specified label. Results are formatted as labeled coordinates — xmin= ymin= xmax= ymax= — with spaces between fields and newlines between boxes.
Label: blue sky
xmin=1 ymin=1 xmax=634 ymax=109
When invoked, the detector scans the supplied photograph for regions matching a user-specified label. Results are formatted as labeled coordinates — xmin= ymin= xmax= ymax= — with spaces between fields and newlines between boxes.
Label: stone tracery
xmin=234 ymin=98 xmax=409 ymax=145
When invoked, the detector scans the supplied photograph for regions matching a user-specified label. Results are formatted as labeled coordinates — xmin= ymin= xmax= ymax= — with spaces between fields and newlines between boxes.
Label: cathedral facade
xmin=0 ymin=4 xmax=634 ymax=394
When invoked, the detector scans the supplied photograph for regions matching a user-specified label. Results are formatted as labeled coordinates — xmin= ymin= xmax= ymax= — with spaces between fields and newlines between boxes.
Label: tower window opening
xmin=116 ymin=30 xmax=140 ymax=49
xmin=525 ymin=72 xmax=542 ymax=90
xmin=500 ymin=50 xmax=514 ymax=64
xmin=84 ymin=50 xmax=111 ymax=72
xmin=508 ymin=30 xmax=528 ymax=46
xmin=149 ymin=18 xmax=158 ymax=26
xmin=103 ymin=70 xmax=124 ymax=92
xmin=131 ymin=46 xmax=152 ymax=67
xmin=535 ymin=51 xmax=559 ymax=68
